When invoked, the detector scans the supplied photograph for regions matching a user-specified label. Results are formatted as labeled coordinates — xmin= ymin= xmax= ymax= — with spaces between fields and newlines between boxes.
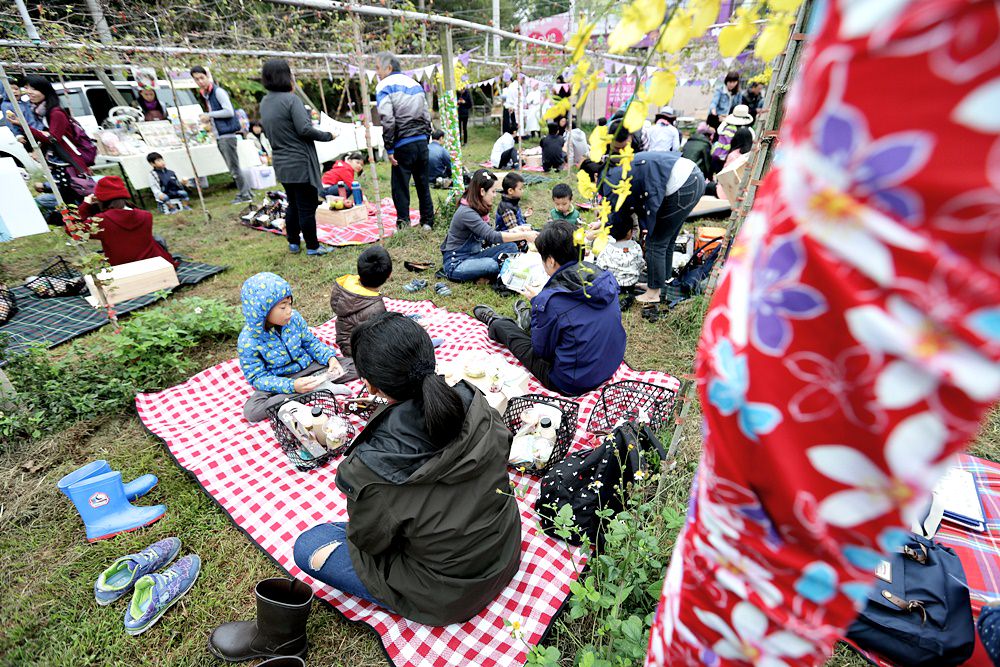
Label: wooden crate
xmin=715 ymin=153 xmax=749 ymax=203
xmin=315 ymin=203 xmax=368 ymax=227
xmin=523 ymin=154 xmax=543 ymax=169
xmin=84 ymin=256 xmax=179 ymax=306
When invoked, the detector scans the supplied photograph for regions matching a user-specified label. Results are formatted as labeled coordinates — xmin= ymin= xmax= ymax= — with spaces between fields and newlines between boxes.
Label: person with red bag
xmin=11 ymin=75 xmax=96 ymax=220
xmin=72 ymin=176 xmax=177 ymax=268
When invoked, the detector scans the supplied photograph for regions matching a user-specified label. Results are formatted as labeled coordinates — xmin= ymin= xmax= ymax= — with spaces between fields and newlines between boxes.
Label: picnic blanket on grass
xmin=136 ymin=298 xmax=680 ymax=667
xmin=846 ymin=453 xmax=1000 ymax=667
xmin=248 ymin=198 xmax=419 ymax=246
xmin=0 ymin=260 xmax=226 ymax=357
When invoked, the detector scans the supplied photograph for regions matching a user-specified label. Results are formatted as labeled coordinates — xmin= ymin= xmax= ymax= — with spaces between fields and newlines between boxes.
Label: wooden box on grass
xmin=523 ymin=154 xmax=543 ymax=169
xmin=84 ymin=256 xmax=179 ymax=306
xmin=716 ymin=153 xmax=749 ymax=203
xmin=315 ymin=204 xmax=368 ymax=227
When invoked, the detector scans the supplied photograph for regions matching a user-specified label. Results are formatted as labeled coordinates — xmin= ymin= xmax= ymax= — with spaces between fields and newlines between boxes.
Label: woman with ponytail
xmin=293 ymin=312 xmax=521 ymax=625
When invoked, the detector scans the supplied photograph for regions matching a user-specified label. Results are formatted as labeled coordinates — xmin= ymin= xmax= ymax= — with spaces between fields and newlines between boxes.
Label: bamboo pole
xmin=153 ymin=18 xmax=211 ymax=223
xmin=0 ymin=63 xmax=118 ymax=326
xmin=515 ymin=44 xmax=523 ymax=165
xmin=350 ymin=16 xmax=385 ymax=241
xmin=318 ymin=77 xmax=328 ymax=115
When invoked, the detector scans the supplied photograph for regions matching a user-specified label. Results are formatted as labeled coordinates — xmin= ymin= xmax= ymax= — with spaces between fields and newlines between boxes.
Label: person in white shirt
xmin=523 ymin=82 xmax=542 ymax=138
xmin=490 ymin=126 xmax=519 ymax=169
xmin=596 ymin=219 xmax=646 ymax=290
xmin=501 ymin=77 xmax=521 ymax=136
xmin=645 ymin=105 xmax=681 ymax=153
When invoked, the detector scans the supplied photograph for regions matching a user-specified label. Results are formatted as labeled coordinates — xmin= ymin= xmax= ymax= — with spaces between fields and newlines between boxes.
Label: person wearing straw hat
xmin=710 ymin=104 xmax=754 ymax=175
xmin=646 ymin=105 xmax=681 ymax=153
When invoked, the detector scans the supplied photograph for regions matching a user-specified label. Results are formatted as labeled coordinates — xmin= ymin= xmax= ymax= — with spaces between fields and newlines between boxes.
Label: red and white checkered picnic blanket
xmin=849 ymin=454 xmax=1000 ymax=667
xmin=136 ymin=298 xmax=679 ymax=667
xmin=251 ymin=198 xmax=420 ymax=246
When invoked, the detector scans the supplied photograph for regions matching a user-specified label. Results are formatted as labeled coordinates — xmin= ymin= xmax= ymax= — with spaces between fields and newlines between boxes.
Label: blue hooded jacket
xmin=237 ymin=272 xmax=336 ymax=393
xmin=530 ymin=261 xmax=626 ymax=395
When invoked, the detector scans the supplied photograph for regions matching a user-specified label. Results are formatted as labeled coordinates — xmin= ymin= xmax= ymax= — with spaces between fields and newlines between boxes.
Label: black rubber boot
xmin=208 ymin=578 xmax=313 ymax=662
xmin=257 ymin=658 xmax=305 ymax=667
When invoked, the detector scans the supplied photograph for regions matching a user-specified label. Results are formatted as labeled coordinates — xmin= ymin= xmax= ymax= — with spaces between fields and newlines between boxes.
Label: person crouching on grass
xmin=473 ymin=220 xmax=626 ymax=396
xmin=238 ymin=272 xmax=357 ymax=422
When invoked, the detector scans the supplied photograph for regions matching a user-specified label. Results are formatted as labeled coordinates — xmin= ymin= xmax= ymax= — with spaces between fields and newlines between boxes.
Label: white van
xmin=0 ymin=126 xmax=43 ymax=174
xmin=49 ymin=79 xmax=203 ymax=136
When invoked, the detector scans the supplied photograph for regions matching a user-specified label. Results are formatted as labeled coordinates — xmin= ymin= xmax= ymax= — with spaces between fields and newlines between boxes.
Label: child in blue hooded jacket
xmin=238 ymin=272 xmax=357 ymax=422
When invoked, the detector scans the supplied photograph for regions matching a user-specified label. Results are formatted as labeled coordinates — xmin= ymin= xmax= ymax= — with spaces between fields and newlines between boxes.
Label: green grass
xmin=0 ymin=123 xmax=996 ymax=667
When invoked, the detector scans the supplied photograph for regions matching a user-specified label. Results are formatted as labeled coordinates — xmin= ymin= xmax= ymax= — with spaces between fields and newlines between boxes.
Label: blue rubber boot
xmin=62 ymin=471 xmax=167 ymax=542
xmin=57 ymin=460 xmax=158 ymax=502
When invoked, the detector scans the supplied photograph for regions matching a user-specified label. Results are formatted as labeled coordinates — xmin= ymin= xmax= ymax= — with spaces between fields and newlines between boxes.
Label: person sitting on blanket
xmin=473 ymin=220 xmax=627 ymax=396
xmin=74 ymin=175 xmax=178 ymax=268
xmin=490 ymin=124 xmax=519 ymax=169
xmin=427 ymin=129 xmax=453 ymax=189
xmin=494 ymin=172 xmax=533 ymax=233
xmin=238 ymin=272 xmax=358 ymax=422
xmin=549 ymin=183 xmax=579 ymax=224
xmin=329 ymin=245 xmax=391 ymax=357
xmin=293 ymin=312 xmax=521 ymax=625
xmin=440 ymin=169 xmax=537 ymax=283
xmin=321 ymin=152 xmax=364 ymax=198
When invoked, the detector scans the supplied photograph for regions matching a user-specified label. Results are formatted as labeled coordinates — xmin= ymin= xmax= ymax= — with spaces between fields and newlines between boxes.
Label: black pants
xmin=488 ymin=318 xmax=561 ymax=394
xmin=459 ymin=115 xmax=469 ymax=145
xmin=502 ymin=109 xmax=517 ymax=134
xmin=283 ymin=182 xmax=320 ymax=250
xmin=499 ymin=147 xmax=519 ymax=170
xmin=542 ymin=156 xmax=565 ymax=172
xmin=391 ymin=140 xmax=435 ymax=227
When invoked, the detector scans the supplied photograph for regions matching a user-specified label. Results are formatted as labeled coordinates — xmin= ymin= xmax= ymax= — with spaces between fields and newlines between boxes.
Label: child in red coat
xmin=72 ymin=176 xmax=178 ymax=267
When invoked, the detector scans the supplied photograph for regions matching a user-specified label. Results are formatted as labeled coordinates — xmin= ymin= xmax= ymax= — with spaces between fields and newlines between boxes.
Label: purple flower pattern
xmin=749 ymin=235 xmax=827 ymax=356
xmin=814 ymin=104 xmax=933 ymax=225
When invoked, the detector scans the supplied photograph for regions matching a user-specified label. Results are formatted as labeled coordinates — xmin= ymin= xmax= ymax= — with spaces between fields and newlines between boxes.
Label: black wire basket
xmin=585 ymin=380 xmax=677 ymax=435
xmin=502 ymin=394 xmax=579 ymax=476
xmin=338 ymin=395 xmax=388 ymax=421
xmin=267 ymin=389 xmax=357 ymax=471
xmin=0 ymin=284 xmax=17 ymax=325
xmin=24 ymin=256 xmax=87 ymax=298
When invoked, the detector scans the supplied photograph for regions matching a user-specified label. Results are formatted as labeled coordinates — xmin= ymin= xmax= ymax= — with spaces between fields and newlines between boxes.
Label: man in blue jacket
xmin=473 ymin=221 xmax=627 ymax=396
xmin=427 ymin=129 xmax=453 ymax=188
xmin=191 ymin=65 xmax=253 ymax=204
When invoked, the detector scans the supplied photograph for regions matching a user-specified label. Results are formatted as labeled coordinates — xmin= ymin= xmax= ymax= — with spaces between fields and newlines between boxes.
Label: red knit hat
xmin=94 ymin=176 xmax=131 ymax=203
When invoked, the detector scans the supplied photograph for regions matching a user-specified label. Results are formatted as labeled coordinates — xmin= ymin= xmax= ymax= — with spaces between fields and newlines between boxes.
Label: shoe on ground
xmin=209 ymin=578 xmax=313 ymax=661
xmin=473 ymin=305 xmax=498 ymax=328
xmin=57 ymin=459 xmax=158 ymax=503
xmin=95 ymin=537 xmax=181 ymax=606
xmin=513 ymin=299 xmax=531 ymax=331
xmin=288 ymin=244 xmax=301 ymax=254
xmin=421 ymin=224 xmax=433 ymax=231
xmin=61 ymin=470 xmax=166 ymax=543
xmin=307 ymin=246 xmax=333 ymax=256
xmin=258 ymin=659 xmax=306 ymax=667
xmin=231 ymin=196 xmax=251 ymax=205
xmin=123 ymin=554 xmax=201 ymax=635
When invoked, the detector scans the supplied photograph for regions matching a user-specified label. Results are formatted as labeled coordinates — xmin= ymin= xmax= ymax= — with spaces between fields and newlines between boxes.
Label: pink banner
xmin=605 ymin=75 xmax=636 ymax=117
xmin=520 ymin=12 xmax=570 ymax=45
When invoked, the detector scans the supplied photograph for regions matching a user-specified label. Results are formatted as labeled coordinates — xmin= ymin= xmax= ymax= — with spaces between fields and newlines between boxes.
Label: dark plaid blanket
xmin=1 ymin=261 xmax=226 ymax=358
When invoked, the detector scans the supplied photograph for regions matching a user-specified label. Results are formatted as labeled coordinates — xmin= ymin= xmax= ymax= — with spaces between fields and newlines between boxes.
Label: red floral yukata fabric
xmin=646 ymin=1 xmax=1000 ymax=665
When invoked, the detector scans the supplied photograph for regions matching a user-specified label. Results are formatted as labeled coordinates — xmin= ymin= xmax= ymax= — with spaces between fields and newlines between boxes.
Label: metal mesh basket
xmin=267 ymin=389 xmax=357 ymax=471
xmin=585 ymin=380 xmax=677 ymax=435
xmin=25 ymin=256 xmax=87 ymax=298
xmin=339 ymin=395 xmax=388 ymax=421
xmin=502 ymin=394 xmax=579 ymax=476
xmin=0 ymin=284 xmax=16 ymax=325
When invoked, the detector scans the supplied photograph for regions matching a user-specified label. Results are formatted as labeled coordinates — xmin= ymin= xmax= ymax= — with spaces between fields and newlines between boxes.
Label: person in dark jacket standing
xmin=259 ymin=59 xmax=337 ymax=256
xmin=456 ymin=87 xmax=473 ymax=146
xmin=602 ymin=140 xmax=706 ymax=305
xmin=191 ymin=65 xmax=253 ymax=204
xmin=474 ymin=221 xmax=627 ymax=396
xmin=375 ymin=52 xmax=435 ymax=231
xmin=293 ymin=312 xmax=521 ymax=625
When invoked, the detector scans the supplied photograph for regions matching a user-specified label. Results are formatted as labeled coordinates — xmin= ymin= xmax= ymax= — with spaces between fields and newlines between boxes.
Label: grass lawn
xmin=0 ymin=123 xmax=996 ymax=667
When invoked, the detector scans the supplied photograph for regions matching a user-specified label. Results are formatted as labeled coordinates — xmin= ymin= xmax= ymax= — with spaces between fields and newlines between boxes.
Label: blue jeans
xmin=35 ymin=193 xmax=58 ymax=216
xmin=443 ymin=238 xmax=520 ymax=282
xmin=293 ymin=522 xmax=387 ymax=607
xmin=647 ymin=170 xmax=706 ymax=291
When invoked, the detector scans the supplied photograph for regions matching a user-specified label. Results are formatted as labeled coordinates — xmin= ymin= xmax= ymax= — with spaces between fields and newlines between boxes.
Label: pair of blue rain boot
xmin=58 ymin=460 xmax=166 ymax=542
xmin=94 ymin=537 xmax=202 ymax=635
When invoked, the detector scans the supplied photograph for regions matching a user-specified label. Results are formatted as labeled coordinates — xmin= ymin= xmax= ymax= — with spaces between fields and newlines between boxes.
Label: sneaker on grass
xmin=123 ymin=554 xmax=201 ymax=635
xmin=95 ymin=537 xmax=181 ymax=606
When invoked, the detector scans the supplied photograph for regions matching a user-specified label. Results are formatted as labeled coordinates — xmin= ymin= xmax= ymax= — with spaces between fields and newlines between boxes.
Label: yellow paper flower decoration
xmin=567 ymin=20 xmax=596 ymax=63
xmin=572 ymin=226 xmax=587 ymax=246
xmin=646 ymin=70 xmax=678 ymax=106
xmin=611 ymin=176 xmax=633 ymax=211
xmin=589 ymin=125 xmax=612 ymax=162
xmin=623 ymin=97 xmax=649 ymax=132
xmin=618 ymin=143 xmax=635 ymax=179
xmin=544 ymin=97 xmax=572 ymax=121
xmin=596 ymin=199 xmax=612 ymax=224
xmin=657 ymin=11 xmax=692 ymax=54
xmin=755 ymin=12 xmax=795 ymax=61
xmin=690 ymin=0 xmax=721 ymax=37
xmin=718 ymin=6 xmax=759 ymax=57
xmin=608 ymin=0 xmax=666 ymax=54
xmin=577 ymin=169 xmax=597 ymax=199
xmin=769 ymin=0 xmax=803 ymax=11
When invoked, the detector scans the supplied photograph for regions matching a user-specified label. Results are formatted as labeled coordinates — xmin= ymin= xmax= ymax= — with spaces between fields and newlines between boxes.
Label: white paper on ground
xmin=0 ymin=157 xmax=48 ymax=241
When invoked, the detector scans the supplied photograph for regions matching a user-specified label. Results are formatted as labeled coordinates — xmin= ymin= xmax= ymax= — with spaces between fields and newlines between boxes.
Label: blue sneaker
xmin=94 ymin=537 xmax=181 ymax=606
xmin=123 ymin=554 xmax=201 ymax=635
xmin=307 ymin=245 xmax=333 ymax=256
xmin=288 ymin=244 xmax=301 ymax=254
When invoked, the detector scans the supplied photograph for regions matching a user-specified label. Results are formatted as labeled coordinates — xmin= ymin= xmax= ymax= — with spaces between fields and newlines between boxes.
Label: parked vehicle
xmin=0 ymin=126 xmax=43 ymax=174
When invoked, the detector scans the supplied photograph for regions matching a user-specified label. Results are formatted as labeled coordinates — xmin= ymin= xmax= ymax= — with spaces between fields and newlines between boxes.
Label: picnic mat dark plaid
xmin=0 ymin=260 xmax=226 ymax=357
xmin=847 ymin=453 xmax=1000 ymax=666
